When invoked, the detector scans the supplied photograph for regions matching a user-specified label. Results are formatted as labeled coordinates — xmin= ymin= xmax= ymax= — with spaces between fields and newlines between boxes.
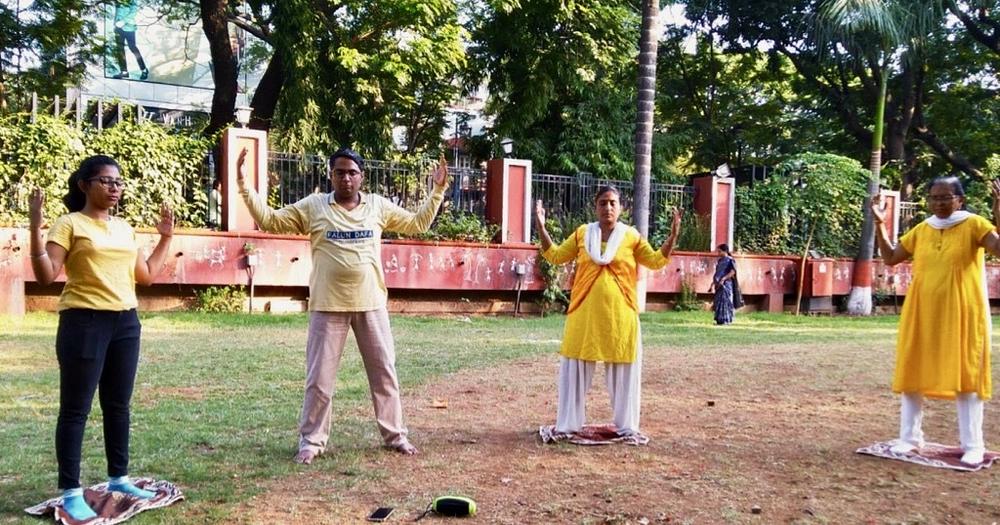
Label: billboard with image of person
xmin=89 ymin=1 xmax=261 ymax=113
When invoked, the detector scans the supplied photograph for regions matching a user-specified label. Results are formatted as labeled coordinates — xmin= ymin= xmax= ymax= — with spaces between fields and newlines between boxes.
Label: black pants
xmin=114 ymin=28 xmax=146 ymax=72
xmin=55 ymin=309 xmax=141 ymax=489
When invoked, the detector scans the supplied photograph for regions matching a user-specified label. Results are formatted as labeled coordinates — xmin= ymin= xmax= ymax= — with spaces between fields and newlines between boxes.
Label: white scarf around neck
xmin=584 ymin=222 xmax=627 ymax=265
xmin=925 ymin=210 xmax=972 ymax=230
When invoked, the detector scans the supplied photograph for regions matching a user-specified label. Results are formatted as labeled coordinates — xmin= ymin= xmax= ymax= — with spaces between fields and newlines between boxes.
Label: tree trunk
xmin=633 ymin=0 xmax=658 ymax=240
xmin=249 ymin=53 xmax=285 ymax=131
xmin=633 ymin=0 xmax=659 ymax=312
xmin=846 ymin=67 xmax=887 ymax=316
xmin=201 ymin=0 xmax=239 ymax=137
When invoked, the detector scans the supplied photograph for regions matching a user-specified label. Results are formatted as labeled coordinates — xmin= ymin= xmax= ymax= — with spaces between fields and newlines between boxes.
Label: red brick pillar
xmin=691 ymin=176 xmax=736 ymax=250
xmin=485 ymin=159 xmax=533 ymax=243
xmin=880 ymin=190 xmax=901 ymax=243
xmin=222 ymin=128 xmax=269 ymax=232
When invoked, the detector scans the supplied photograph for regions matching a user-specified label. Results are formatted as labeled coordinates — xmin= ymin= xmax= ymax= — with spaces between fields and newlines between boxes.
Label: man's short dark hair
xmin=329 ymin=148 xmax=365 ymax=171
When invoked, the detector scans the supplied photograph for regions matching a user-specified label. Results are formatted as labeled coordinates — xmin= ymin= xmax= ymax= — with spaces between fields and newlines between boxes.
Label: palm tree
xmin=633 ymin=0 xmax=659 ymax=311
xmin=634 ymin=0 xmax=659 ymax=241
xmin=818 ymin=0 xmax=944 ymax=315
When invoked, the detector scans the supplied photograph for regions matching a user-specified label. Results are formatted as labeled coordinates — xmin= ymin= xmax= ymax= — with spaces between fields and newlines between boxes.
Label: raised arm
xmin=871 ymin=193 xmax=910 ymax=266
xmin=135 ymin=203 xmax=173 ymax=286
xmin=237 ymin=148 xmax=308 ymax=234
xmin=981 ymin=180 xmax=1000 ymax=257
xmin=383 ymin=155 xmax=449 ymax=235
xmin=659 ymin=207 xmax=682 ymax=258
xmin=28 ymin=188 xmax=67 ymax=285
xmin=534 ymin=200 xmax=555 ymax=252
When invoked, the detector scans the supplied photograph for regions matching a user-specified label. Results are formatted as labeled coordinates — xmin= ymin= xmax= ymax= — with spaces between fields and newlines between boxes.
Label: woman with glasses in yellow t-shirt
xmin=28 ymin=155 xmax=174 ymax=521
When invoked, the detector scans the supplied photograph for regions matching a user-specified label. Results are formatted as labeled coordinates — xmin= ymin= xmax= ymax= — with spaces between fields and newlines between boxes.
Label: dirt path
xmin=237 ymin=343 xmax=1000 ymax=524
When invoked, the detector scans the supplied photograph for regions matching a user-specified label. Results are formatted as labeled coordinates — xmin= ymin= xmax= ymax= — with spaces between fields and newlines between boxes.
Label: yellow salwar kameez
xmin=542 ymin=224 xmax=670 ymax=364
xmin=542 ymin=223 xmax=670 ymax=436
xmin=894 ymin=214 xmax=994 ymax=401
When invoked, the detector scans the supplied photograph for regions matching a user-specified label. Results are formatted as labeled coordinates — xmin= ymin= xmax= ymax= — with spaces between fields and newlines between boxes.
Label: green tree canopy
xmin=467 ymin=0 xmax=653 ymax=179
xmin=0 ymin=0 xmax=100 ymax=112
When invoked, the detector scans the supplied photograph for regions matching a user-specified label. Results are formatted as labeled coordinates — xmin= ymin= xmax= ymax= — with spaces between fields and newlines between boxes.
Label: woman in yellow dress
xmin=872 ymin=176 xmax=1000 ymax=465
xmin=535 ymin=186 xmax=681 ymax=437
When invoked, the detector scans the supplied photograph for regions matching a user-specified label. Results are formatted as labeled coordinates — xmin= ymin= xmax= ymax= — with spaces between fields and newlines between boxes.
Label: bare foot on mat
xmin=293 ymin=449 xmax=318 ymax=465
xmin=394 ymin=442 xmax=418 ymax=455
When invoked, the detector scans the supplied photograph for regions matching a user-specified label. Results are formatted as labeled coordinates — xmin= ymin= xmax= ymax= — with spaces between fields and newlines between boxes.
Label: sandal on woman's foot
xmin=294 ymin=449 xmax=319 ymax=464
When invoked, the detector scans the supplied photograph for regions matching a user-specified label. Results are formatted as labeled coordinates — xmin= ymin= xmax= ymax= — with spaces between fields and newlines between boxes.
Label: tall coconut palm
xmin=818 ymin=0 xmax=944 ymax=315
xmin=633 ymin=0 xmax=660 ymax=311
xmin=634 ymin=0 xmax=659 ymax=241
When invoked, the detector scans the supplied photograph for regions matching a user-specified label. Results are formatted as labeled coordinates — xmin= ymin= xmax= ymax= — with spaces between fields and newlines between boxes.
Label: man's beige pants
xmin=298 ymin=308 xmax=409 ymax=455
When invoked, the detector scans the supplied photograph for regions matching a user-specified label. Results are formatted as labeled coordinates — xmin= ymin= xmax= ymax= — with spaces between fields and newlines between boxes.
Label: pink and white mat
xmin=856 ymin=441 xmax=1000 ymax=472
xmin=539 ymin=424 xmax=649 ymax=446
xmin=24 ymin=478 xmax=183 ymax=525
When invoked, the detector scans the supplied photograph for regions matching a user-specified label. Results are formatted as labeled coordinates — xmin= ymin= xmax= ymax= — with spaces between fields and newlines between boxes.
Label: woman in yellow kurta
xmin=535 ymin=186 xmax=681 ymax=437
xmin=872 ymin=176 xmax=1000 ymax=465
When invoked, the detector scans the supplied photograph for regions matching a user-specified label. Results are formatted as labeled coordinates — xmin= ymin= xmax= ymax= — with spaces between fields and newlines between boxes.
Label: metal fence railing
xmin=898 ymin=200 xmax=920 ymax=235
xmin=264 ymin=152 xmax=488 ymax=217
xmin=212 ymin=152 xmax=692 ymax=235
xmin=269 ymin=152 xmax=329 ymax=205
xmin=531 ymin=172 xmax=694 ymax=234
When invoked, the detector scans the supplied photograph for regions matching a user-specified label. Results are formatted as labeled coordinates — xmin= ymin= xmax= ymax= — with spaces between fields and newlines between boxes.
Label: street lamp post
xmin=500 ymin=137 xmax=514 ymax=158
xmin=234 ymin=105 xmax=252 ymax=128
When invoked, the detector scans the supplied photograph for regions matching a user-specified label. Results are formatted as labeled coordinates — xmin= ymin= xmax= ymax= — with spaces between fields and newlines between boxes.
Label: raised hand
xmin=659 ymin=206 xmax=683 ymax=257
xmin=156 ymin=203 xmax=175 ymax=237
xmin=29 ymin=187 xmax=45 ymax=229
xmin=237 ymin=148 xmax=248 ymax=183
xmin=870 ymin=192 xmax=887 ymax=224
xmin=432 ymin=153 xmax=449 ymax=189
xmin=535 ymin=199 xmax=546 ymax=225
xmin=670 ymin=206 xmax=683 ymax=237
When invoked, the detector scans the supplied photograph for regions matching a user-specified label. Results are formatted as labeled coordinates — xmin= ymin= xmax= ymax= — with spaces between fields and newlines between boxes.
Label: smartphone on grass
xmin=367 ymin=507 xmax=394 ymax=522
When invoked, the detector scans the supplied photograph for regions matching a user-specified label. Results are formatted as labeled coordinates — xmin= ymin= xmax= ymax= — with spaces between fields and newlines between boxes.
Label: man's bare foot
xmin=394 ymin=442 xmax=418 ymax=455
xmin=294 ymin=449 xmax=318 ymax=464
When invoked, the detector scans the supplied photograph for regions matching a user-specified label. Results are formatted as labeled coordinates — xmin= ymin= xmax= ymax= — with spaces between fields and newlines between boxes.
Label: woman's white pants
xmin=555 ymin=338 xmax=643 ymax=435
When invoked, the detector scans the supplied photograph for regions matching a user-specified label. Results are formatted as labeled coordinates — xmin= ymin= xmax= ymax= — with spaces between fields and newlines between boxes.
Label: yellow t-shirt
xmin=542 ymin=225 xmax=669 ymax=363
xmin=894 ymin=215 xmax=994 ymax=400
xmin=46 ymin=212 xmax=138 ymax=311
xmin=240 ymin=183 xmax=444 ymax=311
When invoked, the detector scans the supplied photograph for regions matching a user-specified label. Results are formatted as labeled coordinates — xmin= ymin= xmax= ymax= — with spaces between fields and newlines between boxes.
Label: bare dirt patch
xmin=238 ymin=343 xmax=1000 ymax=524
xmin=140 ymin=386 xmax=206 ymax=407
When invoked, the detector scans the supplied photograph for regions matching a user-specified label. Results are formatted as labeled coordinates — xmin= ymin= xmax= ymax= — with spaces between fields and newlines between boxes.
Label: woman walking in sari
xmin=711 ymin=244 xmax=737 ymax=325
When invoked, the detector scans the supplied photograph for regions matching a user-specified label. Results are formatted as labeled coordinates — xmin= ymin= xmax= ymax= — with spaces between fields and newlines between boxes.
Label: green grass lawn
xmin=0 ymin=311 xmax=903 ymax=523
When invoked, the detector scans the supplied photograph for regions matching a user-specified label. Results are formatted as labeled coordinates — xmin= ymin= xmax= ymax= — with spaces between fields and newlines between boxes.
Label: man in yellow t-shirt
xmin=237 ymin=147 xmax=448 ymax=464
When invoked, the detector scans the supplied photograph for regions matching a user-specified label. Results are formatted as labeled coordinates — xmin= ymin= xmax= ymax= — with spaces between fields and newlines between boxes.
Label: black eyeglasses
xmin=928 ymin=194 xmax=958 ymax=203
xmin=89 ymin=176 xmax=126 ymax=189
xmin=332 ymin=169 xmax=362 ymax=179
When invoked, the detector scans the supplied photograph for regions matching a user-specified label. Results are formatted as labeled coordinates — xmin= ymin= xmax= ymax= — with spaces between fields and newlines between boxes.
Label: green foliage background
xmin=735 ymin=153 xmax=870 ymax=257
xmin=0 ymin=113 xmax=214 ymax=228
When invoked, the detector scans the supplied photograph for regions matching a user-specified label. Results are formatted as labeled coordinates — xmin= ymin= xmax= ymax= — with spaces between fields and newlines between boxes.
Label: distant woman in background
xmin=872 ymin=176 xmax=1000 ymax=465
xmin=29 ymin=155 xmax=173 ymax=520
xmin=711 ymin=243 xmax=737 ymax=325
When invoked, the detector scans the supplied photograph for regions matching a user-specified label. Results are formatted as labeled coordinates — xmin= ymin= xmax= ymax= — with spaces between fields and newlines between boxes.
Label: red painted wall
xmin=1 ymin=229 xmax=26 ymax=315
xmin=8 ymin=227 xmax=1000 ymax=300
